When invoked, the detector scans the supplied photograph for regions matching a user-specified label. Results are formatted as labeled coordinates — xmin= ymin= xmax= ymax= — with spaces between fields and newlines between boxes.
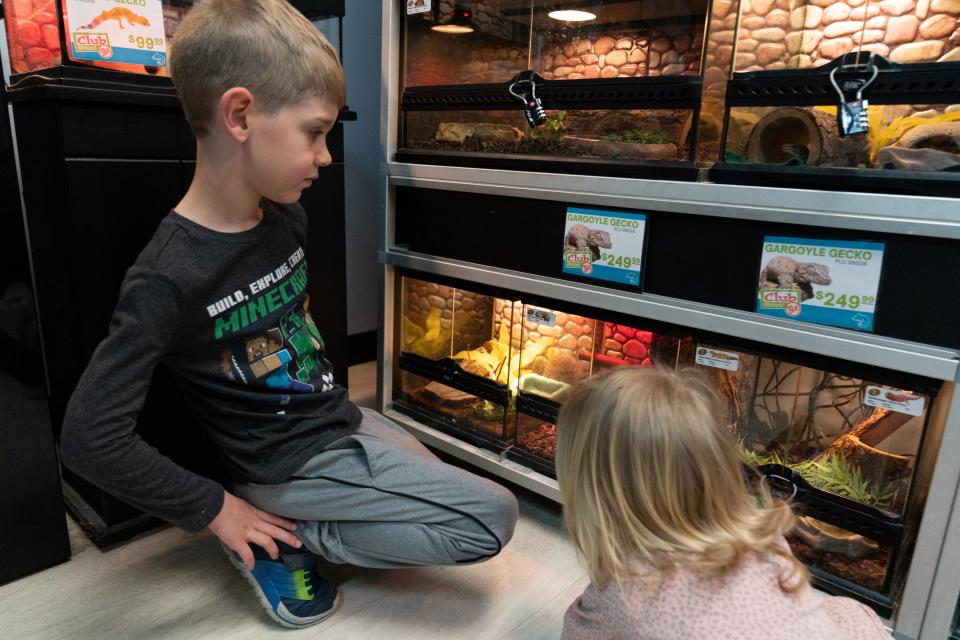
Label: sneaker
xmin=222 ymin=542 xmax=341 ymax=628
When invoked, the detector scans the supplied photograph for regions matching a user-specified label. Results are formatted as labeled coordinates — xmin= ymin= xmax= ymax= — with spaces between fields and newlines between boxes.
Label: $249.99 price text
xmin=815 ymin=291 xmax=876 ymax=309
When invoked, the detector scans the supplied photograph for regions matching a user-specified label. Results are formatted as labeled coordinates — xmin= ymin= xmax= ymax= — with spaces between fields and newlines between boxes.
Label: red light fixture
xmin=432 ymin=5 xmax=475 ymax=34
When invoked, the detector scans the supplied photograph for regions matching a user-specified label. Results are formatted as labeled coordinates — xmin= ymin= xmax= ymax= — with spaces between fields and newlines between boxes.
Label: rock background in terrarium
xmin=720 ymin=0 xmax=960 ymax=72
xmin=593 ymin=323 xmax=656 ymax=371
xmin=402 ymin=279 xmax=456 ymax=361
xmin=533 ymin=28 xmax=703 ymax=80
xmin=405 ymin=0 xmax=530 ymax=86
xmin=402 ymin=279 xmax=505 ymax=374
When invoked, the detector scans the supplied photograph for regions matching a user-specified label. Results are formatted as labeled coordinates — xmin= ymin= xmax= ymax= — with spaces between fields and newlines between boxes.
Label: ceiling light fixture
xmin=547 ymin=9 xmax=596 ymax=21
xmin=431 ymin=6 xmax=475 ymax=34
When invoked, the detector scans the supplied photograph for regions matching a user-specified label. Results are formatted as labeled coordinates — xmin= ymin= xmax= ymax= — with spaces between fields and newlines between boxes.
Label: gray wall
xmin=340 ymin=6 xmax=383 ymax=337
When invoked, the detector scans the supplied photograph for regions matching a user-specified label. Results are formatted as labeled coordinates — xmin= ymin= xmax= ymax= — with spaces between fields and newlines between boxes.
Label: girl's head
xmin=556 ymin=366 xmax=805 ymax=591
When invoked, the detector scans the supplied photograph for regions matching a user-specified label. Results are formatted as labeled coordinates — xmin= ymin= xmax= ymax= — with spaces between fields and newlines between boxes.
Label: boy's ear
xmin=219 ymin=87 xmax=255 ymax=142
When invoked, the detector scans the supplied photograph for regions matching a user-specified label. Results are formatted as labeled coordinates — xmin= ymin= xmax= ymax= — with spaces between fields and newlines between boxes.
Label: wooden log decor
xmin=820 ymin=409 xmax=914 ymax=485
xmin=745 ymin=107 xmax=870 ymax=167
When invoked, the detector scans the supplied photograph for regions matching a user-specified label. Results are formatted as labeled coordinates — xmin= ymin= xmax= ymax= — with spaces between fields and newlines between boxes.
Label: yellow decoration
xmin=405 ymin=307 xmax=448 ymax=360
xmin=870 ymin=112 xmax=960 ymax=161
xmin=451 ymin=333 xmax=555 ymax=389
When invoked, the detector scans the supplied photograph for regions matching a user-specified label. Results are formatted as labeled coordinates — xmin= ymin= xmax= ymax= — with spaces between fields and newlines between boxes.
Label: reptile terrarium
xmin=714 ymin=31 xmax=960 ymax=197
xmin=509 ymin=304 xmax=595 ymax=475
xmin=694 ymin=341 xmax=942 ymax=613
xmin=509 ymin=313 xmax=694 ymax=476
xmin=398 ymin=0 xmax=725 ymax=177
xmin=395 ymin=275 xmax=521 ymax=450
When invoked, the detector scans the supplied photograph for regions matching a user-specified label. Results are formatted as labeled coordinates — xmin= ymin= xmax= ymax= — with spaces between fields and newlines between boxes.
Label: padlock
xmin=830 ymin=57 xmax=878 ymax=137
xmin=508 ymin=71 xmax=547 ymax=127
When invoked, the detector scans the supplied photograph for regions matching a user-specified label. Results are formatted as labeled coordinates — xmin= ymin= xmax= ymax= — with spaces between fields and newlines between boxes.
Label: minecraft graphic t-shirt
xmin=61 ymin=201 xmax=362 ymax=532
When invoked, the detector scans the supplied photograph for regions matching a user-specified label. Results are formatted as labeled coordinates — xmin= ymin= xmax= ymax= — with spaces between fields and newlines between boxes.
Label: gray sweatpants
xmin=236 ymin=408 xmax=519 ymax=568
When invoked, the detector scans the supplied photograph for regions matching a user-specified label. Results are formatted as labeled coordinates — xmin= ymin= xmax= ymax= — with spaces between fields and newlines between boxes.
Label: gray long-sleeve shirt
xmin=60 ymin=201 xmax=362 ymax=532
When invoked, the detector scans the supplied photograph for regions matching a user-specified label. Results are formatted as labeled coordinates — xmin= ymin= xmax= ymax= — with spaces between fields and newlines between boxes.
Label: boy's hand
xmin=208 ymin=490 xmax=303 ymax=570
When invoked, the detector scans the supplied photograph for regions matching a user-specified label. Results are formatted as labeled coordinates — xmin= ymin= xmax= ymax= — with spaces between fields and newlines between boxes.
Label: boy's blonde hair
xmin=556 ymin=366 xmax=806 ymax=592
xmin=170 ymin=0 xmax=346 ymax=136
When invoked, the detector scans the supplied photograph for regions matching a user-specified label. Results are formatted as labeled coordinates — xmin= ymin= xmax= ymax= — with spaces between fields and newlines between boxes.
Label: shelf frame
xmin=380 ymin=1 xmax=960 ymax=636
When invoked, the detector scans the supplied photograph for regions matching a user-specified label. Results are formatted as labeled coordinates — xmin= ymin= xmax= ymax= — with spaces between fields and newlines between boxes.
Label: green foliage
xmin=530 ymin=111 xmax=568 ymax=142
xmin=724 ymin=149 xmax=748 ymax=163
xmin=737 ymin=441 xmax=895 ymax=509
xmin=795 ymin=454 xmax=896 ymax=509
xmin=604 ymin=129 xmax=673 ymax=144
xmin=738 ymin=442 xmax=786 ymax=467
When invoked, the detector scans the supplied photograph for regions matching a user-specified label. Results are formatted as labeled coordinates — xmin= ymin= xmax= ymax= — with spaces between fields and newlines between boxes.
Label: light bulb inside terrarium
xmin=547 ymin=9 xmax=596 ymax=21
xmin=431 ymin=24 xmax=475 ymax=33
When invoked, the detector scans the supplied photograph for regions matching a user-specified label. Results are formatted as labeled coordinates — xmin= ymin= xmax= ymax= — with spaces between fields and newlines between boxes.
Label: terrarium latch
xmin=829 ymin=53 xmax=879 ymax=137
xmin=508 ymin=71 xmax=547 ymax=127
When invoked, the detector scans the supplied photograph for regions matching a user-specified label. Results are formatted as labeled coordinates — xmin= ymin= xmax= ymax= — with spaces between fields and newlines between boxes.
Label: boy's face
xmin=245 ymin=97 xmax=339 ymax=204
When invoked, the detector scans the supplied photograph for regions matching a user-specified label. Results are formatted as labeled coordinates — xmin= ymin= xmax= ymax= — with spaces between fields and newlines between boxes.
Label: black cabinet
xmin=8 ymin=81 xmax=352 ymax=546
xmin=0 ymin=83 xmax=71 ymax=584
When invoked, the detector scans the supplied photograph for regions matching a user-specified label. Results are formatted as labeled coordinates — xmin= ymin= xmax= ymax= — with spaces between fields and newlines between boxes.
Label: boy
xmin=59 ymin=0 xmax=518 ymax=630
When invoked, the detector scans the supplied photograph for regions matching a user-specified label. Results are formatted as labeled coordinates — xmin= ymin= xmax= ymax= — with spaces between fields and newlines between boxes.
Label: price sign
xmin=695 ymin=346 xmax=740 ymax=372
xmin=407 ymin=0 xmax=431 ymax=14
xmin=864 ymin=386 xmax=926 ymax=417
xmin=562 ymin=207 xmax=646 ymax=286
xmin=756 ymin=236 xmax=884 ymax=332
xmin=66 ymin=0 xmax=167 ymax=67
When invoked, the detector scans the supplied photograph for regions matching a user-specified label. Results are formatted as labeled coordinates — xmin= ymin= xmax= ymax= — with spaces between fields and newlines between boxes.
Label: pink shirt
xmin=562 ymin=548 xmax=891 ymax=640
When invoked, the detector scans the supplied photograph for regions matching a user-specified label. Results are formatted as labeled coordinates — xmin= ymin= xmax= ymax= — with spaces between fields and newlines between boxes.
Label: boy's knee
xmin=484 ymin=482 xmax=519 ymax=548
xmin=459 ymin=481 xmax=518 ymax=560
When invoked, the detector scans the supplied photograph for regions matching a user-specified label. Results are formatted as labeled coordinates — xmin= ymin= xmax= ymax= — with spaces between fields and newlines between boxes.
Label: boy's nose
xmin=316 ymin=145 xmax=332 ymax=167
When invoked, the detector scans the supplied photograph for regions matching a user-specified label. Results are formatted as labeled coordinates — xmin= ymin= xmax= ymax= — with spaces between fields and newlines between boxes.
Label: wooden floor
xmin=0 ymin=362 xmax=585 ymax=639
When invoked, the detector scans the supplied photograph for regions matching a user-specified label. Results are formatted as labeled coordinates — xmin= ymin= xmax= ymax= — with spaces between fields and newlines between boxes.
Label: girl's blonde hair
xmin=556 ymin=365 xmax=807 ymax=592
xmin=170 ymin=0 xmax=347 ymax=137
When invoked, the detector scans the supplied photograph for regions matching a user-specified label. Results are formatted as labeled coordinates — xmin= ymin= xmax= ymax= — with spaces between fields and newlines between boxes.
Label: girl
xmin=556 ymin=366 xmax=891 ymax=640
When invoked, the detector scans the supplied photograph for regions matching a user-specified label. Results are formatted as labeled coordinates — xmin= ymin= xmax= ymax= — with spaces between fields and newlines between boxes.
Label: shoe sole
xmin=223 ymin=544 xmax=342 ymax=629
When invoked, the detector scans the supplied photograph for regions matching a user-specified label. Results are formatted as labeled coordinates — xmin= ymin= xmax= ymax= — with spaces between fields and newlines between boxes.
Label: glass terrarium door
xmin=715 ymin=0 xmax=960 ymax=193
xmin=401 ymin=103 xmax=701 ymax=162
xmin=725 ymin=98 xmax=960 ymax=169
xmin=396 ymin=275 xmax=519 ymax=450
xmin=717 ymin=53 xmax=960 ymax=196
xmin=530 ymin=0 xmax=707 ymax=80
xmin=402 ymin=0 xmax=533 ymax=87
xmin=592 ymin=321 xmax=695 ymax=375
xmin=509 ymin=313 xmax=696 ymax=476
xmin=517 ymin=304 xmax=595 ymax=402
xmin=510 ymin=304 xmax=596 ymax=474
xmin=694 ymin=342 xmax=936 ymax=611
xmin=399 ymin=1 xmax=713 ymax=175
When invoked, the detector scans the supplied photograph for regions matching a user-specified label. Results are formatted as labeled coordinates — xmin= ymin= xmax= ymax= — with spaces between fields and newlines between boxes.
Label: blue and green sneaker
xmin=222 ymin=542 xmax=341 ymax=628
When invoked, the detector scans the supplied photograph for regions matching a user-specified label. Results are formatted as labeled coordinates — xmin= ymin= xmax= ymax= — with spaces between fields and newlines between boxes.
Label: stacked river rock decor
xmin=717 ymin=0 xmax=960 ymax=71
xmin=535 ymin=30 xmax=704 ymax=79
